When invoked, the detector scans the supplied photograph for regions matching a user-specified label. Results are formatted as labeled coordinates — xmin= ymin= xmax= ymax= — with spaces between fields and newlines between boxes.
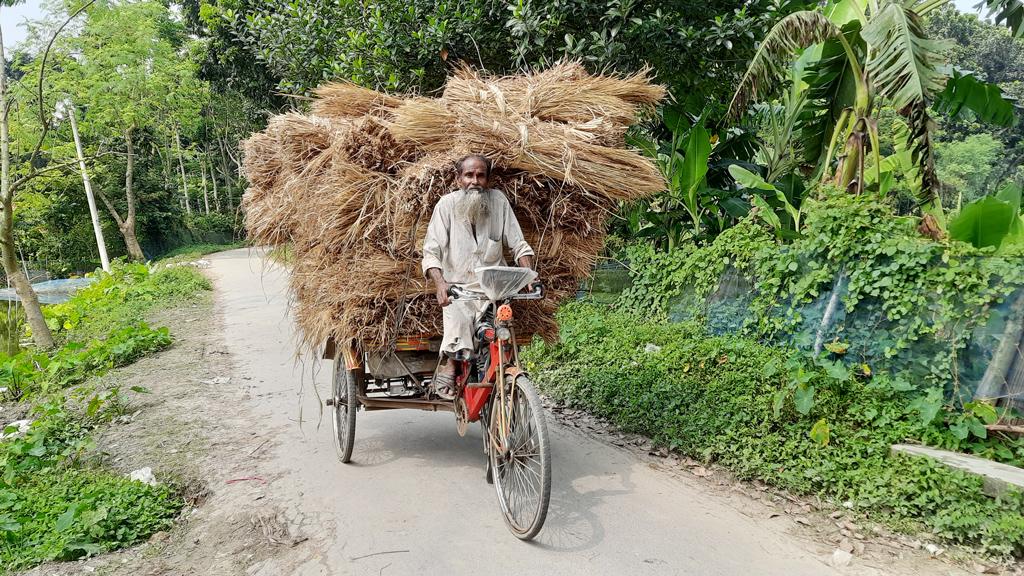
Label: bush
xmin=0 ymin=398 xmax=180 ymax=570
xmin=619 ymin=192 xmax=1024 ymax=393
xmin=524 ymin=302 xmax=1024 ymax=557
xmin=44 ymin=261 xmax=211 ymax=344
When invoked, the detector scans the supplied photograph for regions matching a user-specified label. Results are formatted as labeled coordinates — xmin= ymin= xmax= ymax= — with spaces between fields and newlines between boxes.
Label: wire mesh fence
xmin=581 ymin=257 xmax=1024 ymax=411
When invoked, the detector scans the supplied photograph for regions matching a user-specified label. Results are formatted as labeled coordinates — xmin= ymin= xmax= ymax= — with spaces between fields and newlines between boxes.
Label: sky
xmin=2 ymin=0 xmax=45 ymax=50
xmin=0 ymin=0 xmax=995 ymax=51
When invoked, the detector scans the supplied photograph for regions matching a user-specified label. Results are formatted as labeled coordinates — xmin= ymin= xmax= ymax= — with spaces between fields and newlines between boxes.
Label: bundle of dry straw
xmin=241 ymin=62 xmax=666 ymax=352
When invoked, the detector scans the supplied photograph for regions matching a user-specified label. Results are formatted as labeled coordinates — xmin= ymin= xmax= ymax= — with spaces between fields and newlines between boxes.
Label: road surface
xmin=207 ymin=248 xmax=844 ymax=576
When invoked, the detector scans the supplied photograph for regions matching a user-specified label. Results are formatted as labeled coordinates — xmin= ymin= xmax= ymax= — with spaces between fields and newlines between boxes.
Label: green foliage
xmin=0 ymin=260 xmax=209 ymax=402
xmin=0 ymin=253 xmax=207 ymax=569
xmin=204 ymin=0 xmax=804 ymax=105
xmin=934 ymin=134 xmax=1005 ymax=207
xmin=185 ymin=213 xmax=237 ymax=238
xmin=0 ymin=398 xmax=180 ymax=570
xmin=524 ymin=302 xmax=1024 ymax=556
xmin=0 ymin=324 xmax=171 ymax=403
xmin=731 ymin=1 xmax=1020 ymax=206
xmin=157 ymin=241 xmax=243 ymax=263
xmin=620 ymin=191 xmax=1024 ymax=392
xmin=624 ymin=107 xmax=764 ymax=247
xmin=934 ymin=70 xmax=1018 ymax=127
xmin=0 ymin=469 xmax=179 ymax=569
xmin=205 ymin=0 xmax=492 ymax=94
xmin=728 ymin=165 xmax=804 ymax=236
xmin=45 ymin=262 xmax=211 ymax=344
xmin=948 ymin=185 xmax=1024 ymax=250
xmin=618 ymin=218 xmax=773 ymax=314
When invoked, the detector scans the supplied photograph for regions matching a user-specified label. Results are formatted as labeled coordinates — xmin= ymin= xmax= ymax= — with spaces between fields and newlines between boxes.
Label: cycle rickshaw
xmin=324 ymin=266 xmax=551 ymax=540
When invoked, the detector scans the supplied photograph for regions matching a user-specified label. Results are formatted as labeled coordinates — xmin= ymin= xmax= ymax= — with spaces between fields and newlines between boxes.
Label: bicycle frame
xmin=448 ymin=283 xmax=542 ymax=453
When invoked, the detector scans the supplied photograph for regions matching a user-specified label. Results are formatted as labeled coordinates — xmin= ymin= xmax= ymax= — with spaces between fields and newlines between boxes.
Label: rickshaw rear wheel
xmin=331 ymin=349 xmax=359 ymax=463
xmin=482 ymin=419 xmax=494 ymax=484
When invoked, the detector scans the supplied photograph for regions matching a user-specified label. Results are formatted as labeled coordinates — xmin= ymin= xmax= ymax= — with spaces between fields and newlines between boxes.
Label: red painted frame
xmin=454 ymin=338 xmax=507 ymax=422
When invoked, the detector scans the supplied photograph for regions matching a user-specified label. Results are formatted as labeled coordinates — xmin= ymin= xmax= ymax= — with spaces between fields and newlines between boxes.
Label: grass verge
xmin=157 ymin=241 xmax=244 ymax=263
xmin=523 ymin=302 xmax=1024 ymax=558
xmin=0 ymin=261 xmax=211 ymax=571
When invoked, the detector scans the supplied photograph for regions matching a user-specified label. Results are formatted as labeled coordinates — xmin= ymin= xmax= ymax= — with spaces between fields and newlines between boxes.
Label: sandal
xmin=432 ymin=370 xmax=457 ymax=401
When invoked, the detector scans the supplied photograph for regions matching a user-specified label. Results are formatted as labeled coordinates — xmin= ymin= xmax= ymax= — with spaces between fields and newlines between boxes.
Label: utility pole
xmin=66 ymin=101 xmax=110 ymax=272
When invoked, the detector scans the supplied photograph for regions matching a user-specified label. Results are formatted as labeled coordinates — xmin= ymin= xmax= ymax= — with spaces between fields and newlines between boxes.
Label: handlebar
xmin=447 ymin=283 xmax=544 ymax=301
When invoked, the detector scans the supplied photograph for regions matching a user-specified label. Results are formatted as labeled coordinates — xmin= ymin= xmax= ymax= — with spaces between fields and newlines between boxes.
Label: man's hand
xmin=435 ymin=280 xmax=451 ymax=307
xmin=428 ymin=267 xmax=451 ymax=307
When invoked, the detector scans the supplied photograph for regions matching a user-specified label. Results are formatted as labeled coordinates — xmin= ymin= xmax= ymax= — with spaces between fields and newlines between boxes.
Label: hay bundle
xmin=312 ymin=82 xmax=403 ymax=119
xmin=241 ymin=63 xmax=666 ymax=351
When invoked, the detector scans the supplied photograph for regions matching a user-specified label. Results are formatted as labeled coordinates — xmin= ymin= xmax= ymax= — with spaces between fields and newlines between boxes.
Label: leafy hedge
xmin=524 ymin=302 xmax=1024 ymax=557
xmin=620 ymin=191 xmax=1024 ymax=392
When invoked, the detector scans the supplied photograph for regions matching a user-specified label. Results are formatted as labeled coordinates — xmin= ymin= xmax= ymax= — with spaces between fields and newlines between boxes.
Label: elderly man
xmin=422 ymin=154 xmax=536 ymax=399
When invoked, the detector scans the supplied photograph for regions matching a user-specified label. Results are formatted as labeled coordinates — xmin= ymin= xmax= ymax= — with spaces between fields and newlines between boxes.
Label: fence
xmin=579 ymin=258 xmax=1024 ymax=412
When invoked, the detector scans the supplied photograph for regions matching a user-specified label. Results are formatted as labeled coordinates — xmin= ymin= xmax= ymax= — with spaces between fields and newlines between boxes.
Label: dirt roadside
xmin=15 ymin=253 xmax=1003 ymax=576
xmin=20 ymin=292 xmax=316 ymax=576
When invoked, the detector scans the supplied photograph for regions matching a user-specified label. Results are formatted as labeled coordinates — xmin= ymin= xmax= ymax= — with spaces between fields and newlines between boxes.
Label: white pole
xmin=67 ymin=103 xmax=110 ymax=272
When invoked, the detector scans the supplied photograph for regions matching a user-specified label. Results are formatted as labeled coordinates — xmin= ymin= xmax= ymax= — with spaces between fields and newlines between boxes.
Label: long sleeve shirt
xmin=421 ymin=188 xmax=534 ymax=284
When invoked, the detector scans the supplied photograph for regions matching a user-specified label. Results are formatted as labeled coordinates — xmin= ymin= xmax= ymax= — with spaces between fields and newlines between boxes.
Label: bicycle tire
xmin=489 ymin=373 xmax=551 ymax=540
xmin=331 ymin=350 xmax=358 ymax=463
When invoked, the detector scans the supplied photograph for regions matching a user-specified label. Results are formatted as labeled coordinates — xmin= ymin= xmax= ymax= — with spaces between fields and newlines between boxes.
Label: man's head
xmin=456 ymin=154 xmax=491 ymax=193
xmin=455 ymin=154 xmax=492 ymax=225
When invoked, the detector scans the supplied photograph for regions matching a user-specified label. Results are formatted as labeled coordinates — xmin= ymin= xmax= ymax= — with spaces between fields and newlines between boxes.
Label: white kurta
xmin=422 ymin=188 xmax=534 ymax=355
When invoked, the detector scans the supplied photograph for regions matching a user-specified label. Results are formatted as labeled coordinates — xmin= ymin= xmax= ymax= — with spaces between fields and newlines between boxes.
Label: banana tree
xmin=728 ymin=0 xmax=1016 ymax=216
xmin=626 ymin=106 xmax=754 ymax=248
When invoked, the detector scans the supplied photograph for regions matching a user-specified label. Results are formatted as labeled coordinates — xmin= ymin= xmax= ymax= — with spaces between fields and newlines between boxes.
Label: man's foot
xmin=432 ymin=366 xmax=457 ymax=401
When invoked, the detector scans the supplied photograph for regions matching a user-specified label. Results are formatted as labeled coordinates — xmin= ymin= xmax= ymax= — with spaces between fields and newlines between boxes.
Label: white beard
xmin=456 ymin=188 xmax=490 ymax=226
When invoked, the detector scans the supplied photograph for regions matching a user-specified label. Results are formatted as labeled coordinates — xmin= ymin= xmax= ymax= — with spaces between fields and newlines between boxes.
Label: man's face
xmin=458 ymin=158 xmax=489 ymax=192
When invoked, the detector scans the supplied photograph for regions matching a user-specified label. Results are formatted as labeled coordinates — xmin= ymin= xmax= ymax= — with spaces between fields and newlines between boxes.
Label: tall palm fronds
xmin=729 ymin=0 xmax=1017 ymax=212
xmin=728 ymin=11 xmax=845 ymax=119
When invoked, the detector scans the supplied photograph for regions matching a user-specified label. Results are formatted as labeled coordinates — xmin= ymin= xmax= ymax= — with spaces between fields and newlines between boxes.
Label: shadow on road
xmin=338 ymin=411 xmax=633 ymax=554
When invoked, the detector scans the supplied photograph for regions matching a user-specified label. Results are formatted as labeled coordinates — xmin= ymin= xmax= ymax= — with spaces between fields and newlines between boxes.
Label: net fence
xmin=582 ymin=257 xmax=1024 ymax=412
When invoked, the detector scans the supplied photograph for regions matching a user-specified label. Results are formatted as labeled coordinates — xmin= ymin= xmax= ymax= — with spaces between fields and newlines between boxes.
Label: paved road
xmin=207 ymin=248 xmax=840 ymax=576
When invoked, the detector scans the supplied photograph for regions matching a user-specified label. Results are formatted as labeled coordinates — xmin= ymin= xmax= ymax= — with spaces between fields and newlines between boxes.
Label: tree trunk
xmin=121 ymin=130 xmax=144 ymax=261
xmin=174 ymin=125 xmax=191 ymax=215
xmin=218 ymin=135 xmax=235 ymax=212
xmin=210 ymin=158 xmax=221 ymax=212
xmin=120 ymin=220 xmax=145 ymax=261
xmin=0 ymin=25 xmax=54 ymax=349
xmin=200 ymin=156 xmax=210 ymax=214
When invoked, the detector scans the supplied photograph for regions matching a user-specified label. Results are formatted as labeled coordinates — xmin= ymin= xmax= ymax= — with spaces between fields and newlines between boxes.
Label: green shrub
xmin=0 ymin=396 xmax=179 ymax=571
xmin=0 ymin=324 xmax=171 ymax=401
xmin=0 ymin=468 xmax=180 ymax=570
xmin=44 ymin=261 xmax=210 ymax=344
xmin=185 ymin=213 xmax=236 ymax=237
xmin=525 ymin=302 xmax=1024 ymax=557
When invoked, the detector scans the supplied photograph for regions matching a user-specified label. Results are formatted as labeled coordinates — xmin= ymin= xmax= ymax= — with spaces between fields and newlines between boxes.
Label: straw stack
xmin=241 ymin=62 xmax=666 ymax=352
